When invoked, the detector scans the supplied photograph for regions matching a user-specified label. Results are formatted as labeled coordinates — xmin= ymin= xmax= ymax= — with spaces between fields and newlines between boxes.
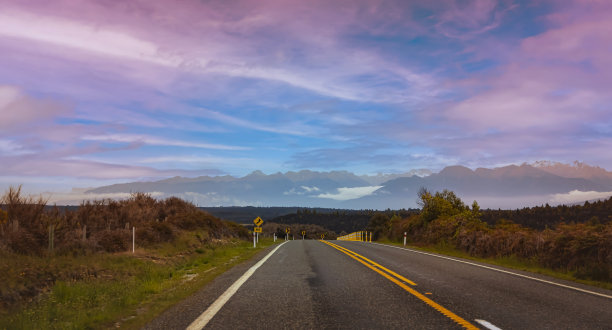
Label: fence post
xmin=48 ymin=225 xmax=54 ymax=252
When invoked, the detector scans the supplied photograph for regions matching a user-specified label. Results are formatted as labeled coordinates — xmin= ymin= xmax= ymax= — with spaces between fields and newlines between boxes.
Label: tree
xmin=367 ymin=213 xmax=390 ymax=237
xmin=418 ymin=188 xmax=468 ymax=223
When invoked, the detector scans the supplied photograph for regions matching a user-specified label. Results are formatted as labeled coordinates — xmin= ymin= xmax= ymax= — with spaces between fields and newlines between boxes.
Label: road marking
xmin=475 ymin=319 xmax=502 ymax=330
xmin=321 ymin=240 xmax=477 ymax=330
xmin=369 ymin=242 xmax=612 ymax=300
xmin=186 ymin=242 xmax=287 ymax=330
xmin=324 ymin=240 xmax=416 ymax=286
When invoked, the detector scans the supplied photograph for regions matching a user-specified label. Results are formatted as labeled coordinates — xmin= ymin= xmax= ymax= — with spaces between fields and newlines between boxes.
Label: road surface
xmin=145 ymin=240 xmax=612 ymax=329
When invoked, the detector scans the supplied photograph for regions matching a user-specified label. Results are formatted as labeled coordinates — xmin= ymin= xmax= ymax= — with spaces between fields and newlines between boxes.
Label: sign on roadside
xmin=253 ymin=217 xmax=264 ymax=227
xmin=285 ymin=227 xmax=291 ymax=234
xmin=254 ymin=227 xmax=262 ymax=233
xmin=301 ymin=231 xmax=306 ymax=236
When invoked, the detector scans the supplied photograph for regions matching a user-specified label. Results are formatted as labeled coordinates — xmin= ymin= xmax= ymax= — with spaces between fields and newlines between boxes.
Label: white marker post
xmin=274 ymin=233 xmax=276 ymax=242
xmin=132 ymin=226 xmax=135 ymax=253
xmin=253 ymin=231 xmax=256 ymax=248
xmin=403 ymin=232 xmax=407 ymax=246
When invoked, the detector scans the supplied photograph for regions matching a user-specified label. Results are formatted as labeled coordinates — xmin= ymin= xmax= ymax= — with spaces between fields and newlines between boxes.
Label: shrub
xmin=95 ymin=230 xmax=130 ymax=253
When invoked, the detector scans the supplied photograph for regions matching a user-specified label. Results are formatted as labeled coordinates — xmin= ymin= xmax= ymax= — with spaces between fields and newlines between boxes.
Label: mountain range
xmin=85 ymin=161 xmax=612 ymax=209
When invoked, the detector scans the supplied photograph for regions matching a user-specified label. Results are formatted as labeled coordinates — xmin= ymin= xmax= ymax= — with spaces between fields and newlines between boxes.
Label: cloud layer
xmin=1 ymin=0 xmax=611 ymax=195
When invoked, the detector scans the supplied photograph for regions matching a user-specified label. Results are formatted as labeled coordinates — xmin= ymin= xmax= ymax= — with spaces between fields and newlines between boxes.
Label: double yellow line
xmin=320 ymin=240 xmax=477 ymax=330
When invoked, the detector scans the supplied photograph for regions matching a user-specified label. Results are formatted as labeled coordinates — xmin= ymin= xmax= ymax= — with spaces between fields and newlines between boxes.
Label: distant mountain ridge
xmin=85 ymin=161 xmax=612 ymax=209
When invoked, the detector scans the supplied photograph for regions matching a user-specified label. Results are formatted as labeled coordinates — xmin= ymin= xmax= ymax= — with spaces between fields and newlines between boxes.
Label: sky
xmin=1 ymin=0 xmax=612 ymax=194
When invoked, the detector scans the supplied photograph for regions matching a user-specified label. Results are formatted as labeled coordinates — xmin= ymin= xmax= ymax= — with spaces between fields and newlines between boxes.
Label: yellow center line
xmin=324 ymin=241 xmax=417 ymax=286
xmin=320 ymin=240 xmax=478 ymax=330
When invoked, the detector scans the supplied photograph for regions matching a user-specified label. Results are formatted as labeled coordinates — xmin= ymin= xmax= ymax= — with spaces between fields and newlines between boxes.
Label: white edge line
xmin=367 ymin=242 xmax=612 ymax=300
xmin=186 ymin=242 xmax=288 ymax=330
xmin=475 ymin=319 xmax=502 ymax=330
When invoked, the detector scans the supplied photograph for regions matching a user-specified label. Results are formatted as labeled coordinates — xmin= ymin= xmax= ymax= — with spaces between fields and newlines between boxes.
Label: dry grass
xmin=0 ymin=185 xmax=251 ymax=314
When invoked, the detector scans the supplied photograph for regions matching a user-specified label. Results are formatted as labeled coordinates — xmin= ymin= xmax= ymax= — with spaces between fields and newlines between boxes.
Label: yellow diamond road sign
xmin=254 ymin=227 xmax=262 ymax=233
xmin=253 ymin=217 xmax=263 ymax=227
xmin=301 ymin=231 xmax=306 ymax=236
xmin=285 ymin=227 xmax=290 ymax=233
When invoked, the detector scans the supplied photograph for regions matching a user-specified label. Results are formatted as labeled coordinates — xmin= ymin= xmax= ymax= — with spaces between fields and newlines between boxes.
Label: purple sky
xmin=1 ymin=0 xmax=611 ymax=193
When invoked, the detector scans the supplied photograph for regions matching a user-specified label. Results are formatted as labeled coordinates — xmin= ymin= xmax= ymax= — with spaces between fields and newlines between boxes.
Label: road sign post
xmin=253 ymin=231 xmax=256 ymax=248
xmin=404 ymin=232 xmax=407 ymax=246
xmin=301 ymin=230 xmax=305 ymax=240
xmin=252 ymin=217 xmax=263 ymax=245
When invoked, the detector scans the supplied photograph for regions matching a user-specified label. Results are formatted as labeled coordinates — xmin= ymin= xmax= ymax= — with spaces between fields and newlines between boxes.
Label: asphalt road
xmin=145 ymin=240 xmax=612 ymax=329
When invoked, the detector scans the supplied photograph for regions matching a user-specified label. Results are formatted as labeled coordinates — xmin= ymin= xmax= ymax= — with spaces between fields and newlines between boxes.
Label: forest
xmin=480 ymin=198 xmax=612 ymax=229
xmin=269 ymin=208 xmax=418 ymax=234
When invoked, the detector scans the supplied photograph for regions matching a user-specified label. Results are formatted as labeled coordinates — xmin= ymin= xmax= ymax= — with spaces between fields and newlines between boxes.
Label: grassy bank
xmin=0 ymin=234 xmax=278 ymax=329
xmin=375 ymin=239 xmax=612 ymax=291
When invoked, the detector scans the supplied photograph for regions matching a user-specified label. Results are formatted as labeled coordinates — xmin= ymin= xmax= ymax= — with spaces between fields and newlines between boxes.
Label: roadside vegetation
xmin=262 ymin=222 xmax=338 ymax=240
xmin=0 ymin=186 xmax=273 ymax=329
xmin=367 ymin=188 xmax=612 ymax=286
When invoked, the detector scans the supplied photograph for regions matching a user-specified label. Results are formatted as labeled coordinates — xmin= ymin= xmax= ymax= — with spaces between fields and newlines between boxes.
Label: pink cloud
xmin=441 ymin=0 xmax=612 ymax=132
xmin=0 ymin=85 xmax=71 ymax=131
xmin=0 ymin=155 xmax=215 ymax=179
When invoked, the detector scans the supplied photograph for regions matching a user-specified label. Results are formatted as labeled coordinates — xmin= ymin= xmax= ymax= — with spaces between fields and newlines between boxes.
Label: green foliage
xmin=367 ymin=213 xmax=391 ymax=237
xmin=418 ymin=188 xmax=468 ymax=223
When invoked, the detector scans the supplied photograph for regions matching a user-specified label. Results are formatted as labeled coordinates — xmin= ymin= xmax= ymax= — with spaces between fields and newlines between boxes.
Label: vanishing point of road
xmin=145 ymin=240 xmax=612 ymax=329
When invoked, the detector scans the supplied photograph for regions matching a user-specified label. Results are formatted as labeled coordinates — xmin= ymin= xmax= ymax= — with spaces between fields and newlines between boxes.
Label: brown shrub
xmin=6 ymin=229 xmax=44 ymax=255
xmin=95 ymin=229 xmax=130 ymax=253
xmin=1 ymin=186 xmax=251 ymax=256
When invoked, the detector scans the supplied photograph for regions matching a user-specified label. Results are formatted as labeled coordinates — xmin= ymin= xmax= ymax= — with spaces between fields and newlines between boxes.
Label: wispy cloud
xmin=0 ymin=10 xmax=178 ymax=66
xmin=81 ymin=134 xmax=249 ymax=151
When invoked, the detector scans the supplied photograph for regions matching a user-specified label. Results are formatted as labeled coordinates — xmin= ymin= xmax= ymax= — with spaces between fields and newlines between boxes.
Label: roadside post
xmin=273 ymin=233 xmax=276 ymax=242
xmin=301 ymin=230 xmax=306 ymax=240
xmin=285 ymin=227 xmax=290 ymax=241
xmin=253 ymin=217 xmax=264 ymax=246
xmin=404 ymin=232 xmax=407 ymax=246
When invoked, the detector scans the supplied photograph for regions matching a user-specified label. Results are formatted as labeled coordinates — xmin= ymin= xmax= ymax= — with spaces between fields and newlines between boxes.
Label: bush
xmin=95 ymin=230 xmax=130 ymax=253
xmin=0 ymin=187 xmax=251 ymax=256
xmin=386 ymin=189 xmax=612 ymax=283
